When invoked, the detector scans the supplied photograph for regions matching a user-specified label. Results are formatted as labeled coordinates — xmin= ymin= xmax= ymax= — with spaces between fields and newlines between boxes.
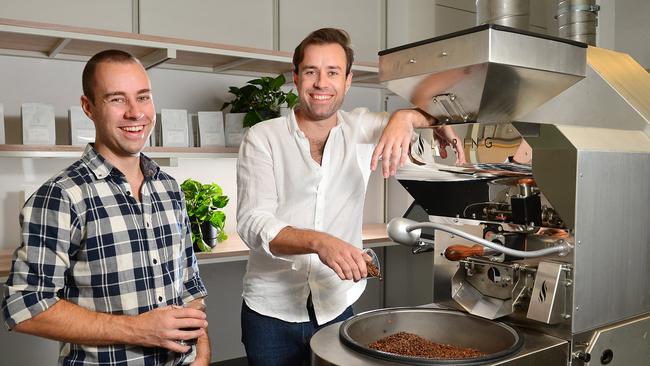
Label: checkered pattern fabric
xmin=2 ymin=145 xmax=207 ymax=365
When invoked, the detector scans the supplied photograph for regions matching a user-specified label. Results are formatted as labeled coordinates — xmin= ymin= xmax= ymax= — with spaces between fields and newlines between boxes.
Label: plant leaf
xmin=243 ymin=111 xmax=261 ymax=127
xmin=213 ymin=195 xmax=229 ymax=208
xmin=214 ymin=210 xmax=226 ymax=222
xmin=196 ymin=238 xmax=212 ymax=253
xmin=286 ymin=91 xmax=299 ymax=108
xmin=270 ymin=74 xmax=285 ymax=90
xmin=217 ymin=231 xmax=228 ymax=242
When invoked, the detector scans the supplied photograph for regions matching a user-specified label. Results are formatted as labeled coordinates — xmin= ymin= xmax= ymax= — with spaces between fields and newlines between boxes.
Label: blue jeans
xmin=241 ymin=299 xmax=354 ymax=366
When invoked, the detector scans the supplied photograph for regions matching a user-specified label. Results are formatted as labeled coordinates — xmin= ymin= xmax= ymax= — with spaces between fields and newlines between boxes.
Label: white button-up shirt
xmin=236 ymin=108 xmax=388 ymax=324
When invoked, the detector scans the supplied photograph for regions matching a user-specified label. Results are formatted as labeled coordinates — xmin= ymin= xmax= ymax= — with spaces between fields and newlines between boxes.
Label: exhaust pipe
xmin=557 ymin=0 xmax=600 ymax=45
xmin=476 ymin=0 xmax=530 ymax=30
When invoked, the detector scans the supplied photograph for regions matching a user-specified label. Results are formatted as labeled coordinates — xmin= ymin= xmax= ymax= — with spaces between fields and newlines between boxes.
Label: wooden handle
xmin=444 ymin=244 xmax=485 ymax=261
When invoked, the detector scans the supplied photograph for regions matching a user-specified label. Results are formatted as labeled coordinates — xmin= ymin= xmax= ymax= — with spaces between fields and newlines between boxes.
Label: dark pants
xmin=241 ymin=299 xmax=354 ymax=366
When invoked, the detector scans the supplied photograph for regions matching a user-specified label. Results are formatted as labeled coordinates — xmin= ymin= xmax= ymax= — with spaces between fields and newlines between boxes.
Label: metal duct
xmin=476 ymin=0 xmax=530 ymax=30
xmin=557 ymin=0 xmax=600 ymax=45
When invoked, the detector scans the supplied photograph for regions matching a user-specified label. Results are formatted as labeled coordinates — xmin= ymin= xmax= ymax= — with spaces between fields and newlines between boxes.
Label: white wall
xmin=596 ymin=0 xmax=650 ymax=67
xmin=386 ymin=0 xmax=438 ymax=48
xmin=612 ymin=0 xmax=650 ymax=67
xmin=434 ymin=1 xmax=477 ymax=35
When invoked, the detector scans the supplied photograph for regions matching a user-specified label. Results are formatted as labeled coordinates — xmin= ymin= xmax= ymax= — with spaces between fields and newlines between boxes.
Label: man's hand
xmin=433 ymin=125 xmax=466 ymax=165
xmin=371 ymin=110 xmax=415 ymax=178
xmin=133 ymin=305 xmax=208 ymax=353
xmin=12 ymin=299 xmax=208 ymax=355
xmin=315 ymin=234 xmax=371 ymax=281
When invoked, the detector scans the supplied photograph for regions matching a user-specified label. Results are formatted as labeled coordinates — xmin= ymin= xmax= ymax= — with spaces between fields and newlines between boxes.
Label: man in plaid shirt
xmin=2 ymin=50 xmax=210 ymax=365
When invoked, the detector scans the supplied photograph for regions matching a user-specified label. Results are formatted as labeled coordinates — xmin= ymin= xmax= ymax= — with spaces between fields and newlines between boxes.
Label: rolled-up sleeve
xmin=236 ymin=128 xmax=292 ymax=262
xmin=2 ymin=182 xmax=78 ymax=330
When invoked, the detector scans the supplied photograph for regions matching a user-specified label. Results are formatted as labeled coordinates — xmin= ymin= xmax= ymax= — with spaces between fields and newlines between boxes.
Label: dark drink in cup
xmin=178 ymin=300 xmax=206 ymax=346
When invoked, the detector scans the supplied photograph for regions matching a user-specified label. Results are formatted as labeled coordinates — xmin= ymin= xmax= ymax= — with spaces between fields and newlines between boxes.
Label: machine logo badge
xmin=538 ymin=280 xmax=548 ymax=303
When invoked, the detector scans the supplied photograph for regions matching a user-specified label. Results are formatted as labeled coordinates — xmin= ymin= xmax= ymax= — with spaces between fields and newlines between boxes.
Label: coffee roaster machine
xmin=311 ymin=24 xmax=650 ymax=365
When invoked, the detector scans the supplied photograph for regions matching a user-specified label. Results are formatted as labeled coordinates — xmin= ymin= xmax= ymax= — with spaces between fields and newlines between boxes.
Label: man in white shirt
xmin=236 ymin=28 xmax=464 ymax=366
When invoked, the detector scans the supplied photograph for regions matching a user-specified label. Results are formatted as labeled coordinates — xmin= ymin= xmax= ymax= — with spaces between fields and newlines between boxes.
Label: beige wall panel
xmin=139 ymin=0 xmax=274 ymax=49
xmin=0 ymin=0 xmax=133 ymax=32
xmin=435 ymin=4 xmax=476 ymax=35
xmin=615 ymin=0 xmax=650 ymax=68
xmin=388 ymin=0 xmax=439 ymax=48
xmin=436 ymin=0 xmax=477 ymax=12
xmin=387 ymin=0 xmax=412 ymax=48
xmin=279 ymin=0 xmax=382 ymax=62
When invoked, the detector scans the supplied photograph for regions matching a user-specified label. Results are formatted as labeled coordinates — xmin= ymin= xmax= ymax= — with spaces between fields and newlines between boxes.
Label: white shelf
xmin=0 ymin=145 xmax=239 ymax=166
xmin=0 ymin=18 xmax=380 ymax=86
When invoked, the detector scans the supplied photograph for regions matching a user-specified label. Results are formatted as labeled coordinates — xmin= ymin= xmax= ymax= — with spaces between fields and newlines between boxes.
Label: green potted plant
xmin=221 ymin=73 xmax=299 ymax=128
xmin=181 ymin=178 xmax=229 ymax=253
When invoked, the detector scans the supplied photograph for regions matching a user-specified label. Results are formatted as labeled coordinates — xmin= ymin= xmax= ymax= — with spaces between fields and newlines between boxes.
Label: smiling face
xmin=293 ymin=43 xmax=352 ymax=124
xmin=81 ymin=61 xmax=155 ymax=160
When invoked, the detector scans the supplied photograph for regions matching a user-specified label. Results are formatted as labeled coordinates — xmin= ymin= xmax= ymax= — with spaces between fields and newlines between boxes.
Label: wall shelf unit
xmin=0 ymin=144 xmax=238 ymax=166
xmin=0 ymin=144 xmax=239 ymax=159
xmin=0 ymin=18 xmax=391 ymax=276
xmin=0 ymin=18 xmax=380 ymax=86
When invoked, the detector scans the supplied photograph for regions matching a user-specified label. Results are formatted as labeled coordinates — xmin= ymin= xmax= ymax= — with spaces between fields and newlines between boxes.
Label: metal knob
xmin=572 ymin=351 xmax=591 ymax=362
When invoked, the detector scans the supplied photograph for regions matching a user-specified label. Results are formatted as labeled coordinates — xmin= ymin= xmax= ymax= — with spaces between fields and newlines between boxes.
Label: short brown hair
xmin=82 ymin=49 xmax=141 ymax=102
xmin=292 ymin=28 xmax=354 ymax=76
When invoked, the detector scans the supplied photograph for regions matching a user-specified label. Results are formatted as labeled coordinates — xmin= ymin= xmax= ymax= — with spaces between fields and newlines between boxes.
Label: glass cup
xmin=363 ymin=248 xmax=382 ymax=280
xmin=178 ymin=300 xmax=206 ymax=346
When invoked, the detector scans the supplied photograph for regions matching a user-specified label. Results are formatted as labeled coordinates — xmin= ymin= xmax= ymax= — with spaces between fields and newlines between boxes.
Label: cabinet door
xmin=279 ymin=0 xmax=382 ymax=62
xmin=139 ymin=0 xmax=274 ymax=49
xmin=0 ymin=0 xmax=133 ymax=32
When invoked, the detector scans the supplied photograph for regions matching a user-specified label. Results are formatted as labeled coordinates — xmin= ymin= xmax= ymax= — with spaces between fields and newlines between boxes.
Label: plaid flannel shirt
xmin=2 ymin=145 xmax=208 ymax=365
